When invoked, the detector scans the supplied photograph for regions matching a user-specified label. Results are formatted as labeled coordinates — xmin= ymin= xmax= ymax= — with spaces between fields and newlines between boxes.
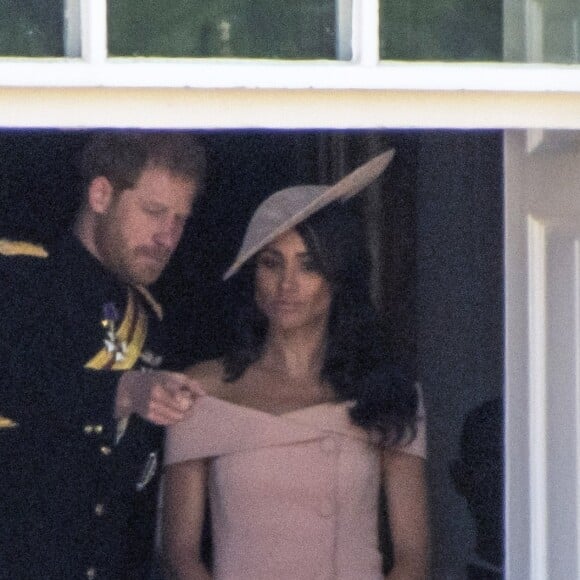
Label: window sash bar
xmin=2 ymin=60 xmax=580 ymax=93
xmin=81 ymin=0 xmax=107 ymax=63
xmin=351 ymin=0 xmax=380 ymax=65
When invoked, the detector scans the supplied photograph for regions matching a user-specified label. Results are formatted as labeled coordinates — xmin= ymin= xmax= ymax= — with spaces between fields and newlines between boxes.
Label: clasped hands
xmin=115 ymin=370 xmax=205 ymax=426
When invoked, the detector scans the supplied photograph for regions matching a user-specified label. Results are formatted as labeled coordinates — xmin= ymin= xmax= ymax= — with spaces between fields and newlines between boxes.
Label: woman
xmin=161 ymin=150 xmax=429 ymax=579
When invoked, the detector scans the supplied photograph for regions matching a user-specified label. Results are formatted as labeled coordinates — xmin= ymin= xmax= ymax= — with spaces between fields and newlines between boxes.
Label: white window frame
xmin=0 ymin=0 xmax=580 ymax=130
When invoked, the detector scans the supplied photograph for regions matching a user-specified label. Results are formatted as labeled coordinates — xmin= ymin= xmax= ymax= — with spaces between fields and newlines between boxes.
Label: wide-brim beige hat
xmin=223 ymin=148 xmax=395 ymax=280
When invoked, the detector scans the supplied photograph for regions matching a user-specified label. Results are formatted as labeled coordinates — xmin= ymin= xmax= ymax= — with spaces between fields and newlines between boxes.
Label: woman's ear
xmin=87 ymin=176 xmax=114 ymax=214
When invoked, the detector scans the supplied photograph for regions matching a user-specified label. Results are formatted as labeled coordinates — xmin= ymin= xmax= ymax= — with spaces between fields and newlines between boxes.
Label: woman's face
xmin=254 ymin=228 xmax=332 ymax=332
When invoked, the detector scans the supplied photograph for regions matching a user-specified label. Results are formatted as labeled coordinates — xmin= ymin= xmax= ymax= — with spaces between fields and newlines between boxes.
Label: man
xmin=0 ymin=132 xmax=206 ymax=579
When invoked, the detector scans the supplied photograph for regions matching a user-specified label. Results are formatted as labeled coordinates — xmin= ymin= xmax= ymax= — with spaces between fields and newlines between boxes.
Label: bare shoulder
xmin=183 ymin=358 xmax=228 ymax=397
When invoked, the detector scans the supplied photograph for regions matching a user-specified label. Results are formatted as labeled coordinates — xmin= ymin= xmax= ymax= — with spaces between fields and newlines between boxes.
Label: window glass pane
xmin=504 ymin=0 xmax=580 ymax=63
xmin=108 ymin=0 xmax=336 ymax=59
xmin=0 ymin=0 xmax=64 ymax=56
xmin=0 ymin=0 xmax=575 ymax=65
xmin=539 ymin=0 xmax=579 ymax=63
xmin=380 ymin=0 xmax=502 ymax=61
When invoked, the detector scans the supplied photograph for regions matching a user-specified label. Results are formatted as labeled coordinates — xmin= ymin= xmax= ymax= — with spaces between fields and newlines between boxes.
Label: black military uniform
xmin=0 ymin=234 xmax=166 ymax=579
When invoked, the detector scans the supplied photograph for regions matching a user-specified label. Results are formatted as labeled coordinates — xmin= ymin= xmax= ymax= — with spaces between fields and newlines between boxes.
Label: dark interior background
xmin=0 ymin=129 xmax=504 ymax=578
xmin=0 ymin=130 xmax=418 ymax=370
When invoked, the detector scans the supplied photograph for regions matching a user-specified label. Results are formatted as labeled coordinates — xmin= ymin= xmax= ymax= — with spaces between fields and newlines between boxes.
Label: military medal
xmin=101 ymin=302 xmax=127 ymax=362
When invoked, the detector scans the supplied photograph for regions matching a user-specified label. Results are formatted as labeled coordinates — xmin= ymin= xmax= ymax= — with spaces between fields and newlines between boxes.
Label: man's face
xmin=92 ymin=165 xmax=197 ymax=287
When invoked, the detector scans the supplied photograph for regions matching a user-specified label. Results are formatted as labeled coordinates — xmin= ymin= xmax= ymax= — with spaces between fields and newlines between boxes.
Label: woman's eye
xmin=301 ymin=258 xmax=319 ymax=273
xmin=257 ymin=255 xmax=279 ymax=268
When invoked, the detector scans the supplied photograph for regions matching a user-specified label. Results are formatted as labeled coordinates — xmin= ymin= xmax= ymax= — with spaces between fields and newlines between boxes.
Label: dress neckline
xmin=199 ymin=394 xmax=345 ymax=419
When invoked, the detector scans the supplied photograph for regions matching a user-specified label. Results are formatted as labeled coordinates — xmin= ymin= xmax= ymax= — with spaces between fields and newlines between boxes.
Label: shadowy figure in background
xmin=450 ymin=397 xmax=504 ymax=580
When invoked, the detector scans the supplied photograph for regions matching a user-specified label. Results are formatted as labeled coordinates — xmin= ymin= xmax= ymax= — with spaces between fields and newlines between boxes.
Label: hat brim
xmin=223 ymin=148 xmax=395 ymax=280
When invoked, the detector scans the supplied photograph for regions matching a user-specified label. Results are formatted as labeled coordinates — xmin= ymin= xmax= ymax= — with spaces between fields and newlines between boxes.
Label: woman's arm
xmin=382 ymin=450 xmax=430 ymax=579
xmin=161 ymin=459 xmax=211 ymax=580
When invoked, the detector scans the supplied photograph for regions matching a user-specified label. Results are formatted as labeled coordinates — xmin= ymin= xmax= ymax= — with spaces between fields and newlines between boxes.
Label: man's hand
xmin=115 ymin=370 xmax=205 ymax=425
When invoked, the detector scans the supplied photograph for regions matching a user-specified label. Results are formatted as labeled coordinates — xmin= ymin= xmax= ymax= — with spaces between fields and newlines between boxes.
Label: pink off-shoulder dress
xmin=165 ymin=395 xmax=426 ymax=580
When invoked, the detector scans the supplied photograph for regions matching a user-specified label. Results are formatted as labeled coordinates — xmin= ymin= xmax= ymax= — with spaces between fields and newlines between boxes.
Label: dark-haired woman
xmin=161 ymin=151 xmax=429 ymax=579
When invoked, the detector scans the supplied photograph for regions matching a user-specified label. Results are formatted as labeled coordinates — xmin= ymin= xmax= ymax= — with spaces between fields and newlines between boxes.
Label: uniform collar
xmin=52 ymin=232 xmax=163 ymax=321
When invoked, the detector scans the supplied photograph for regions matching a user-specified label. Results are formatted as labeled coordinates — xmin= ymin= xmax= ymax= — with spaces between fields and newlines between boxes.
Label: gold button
xmin=83 ymin=425 xmax=94 ymax=435
xmin=86 ymin=567 xmax=96 ymax=579
xmin=100 ymin=445 xmax=112 ymax=456
xmin=94 ymin=425 xmax=103 ymax=435
xmin=94 ymin=503 xmax=105 ymax=516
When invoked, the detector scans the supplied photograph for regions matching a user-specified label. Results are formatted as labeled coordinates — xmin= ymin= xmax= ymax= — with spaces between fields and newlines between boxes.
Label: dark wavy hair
xmin=223 ymin=201 xmax=418 ymax=447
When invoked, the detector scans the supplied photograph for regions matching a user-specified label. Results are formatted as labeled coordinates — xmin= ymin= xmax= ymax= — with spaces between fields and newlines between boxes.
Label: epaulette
xmin=0 ymin=415 xmax=18 ymax=429
xmin=0 ymin=239 xmax=48 ymax=430
xmin=0 ymin=239 xmax=49 ymax=258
